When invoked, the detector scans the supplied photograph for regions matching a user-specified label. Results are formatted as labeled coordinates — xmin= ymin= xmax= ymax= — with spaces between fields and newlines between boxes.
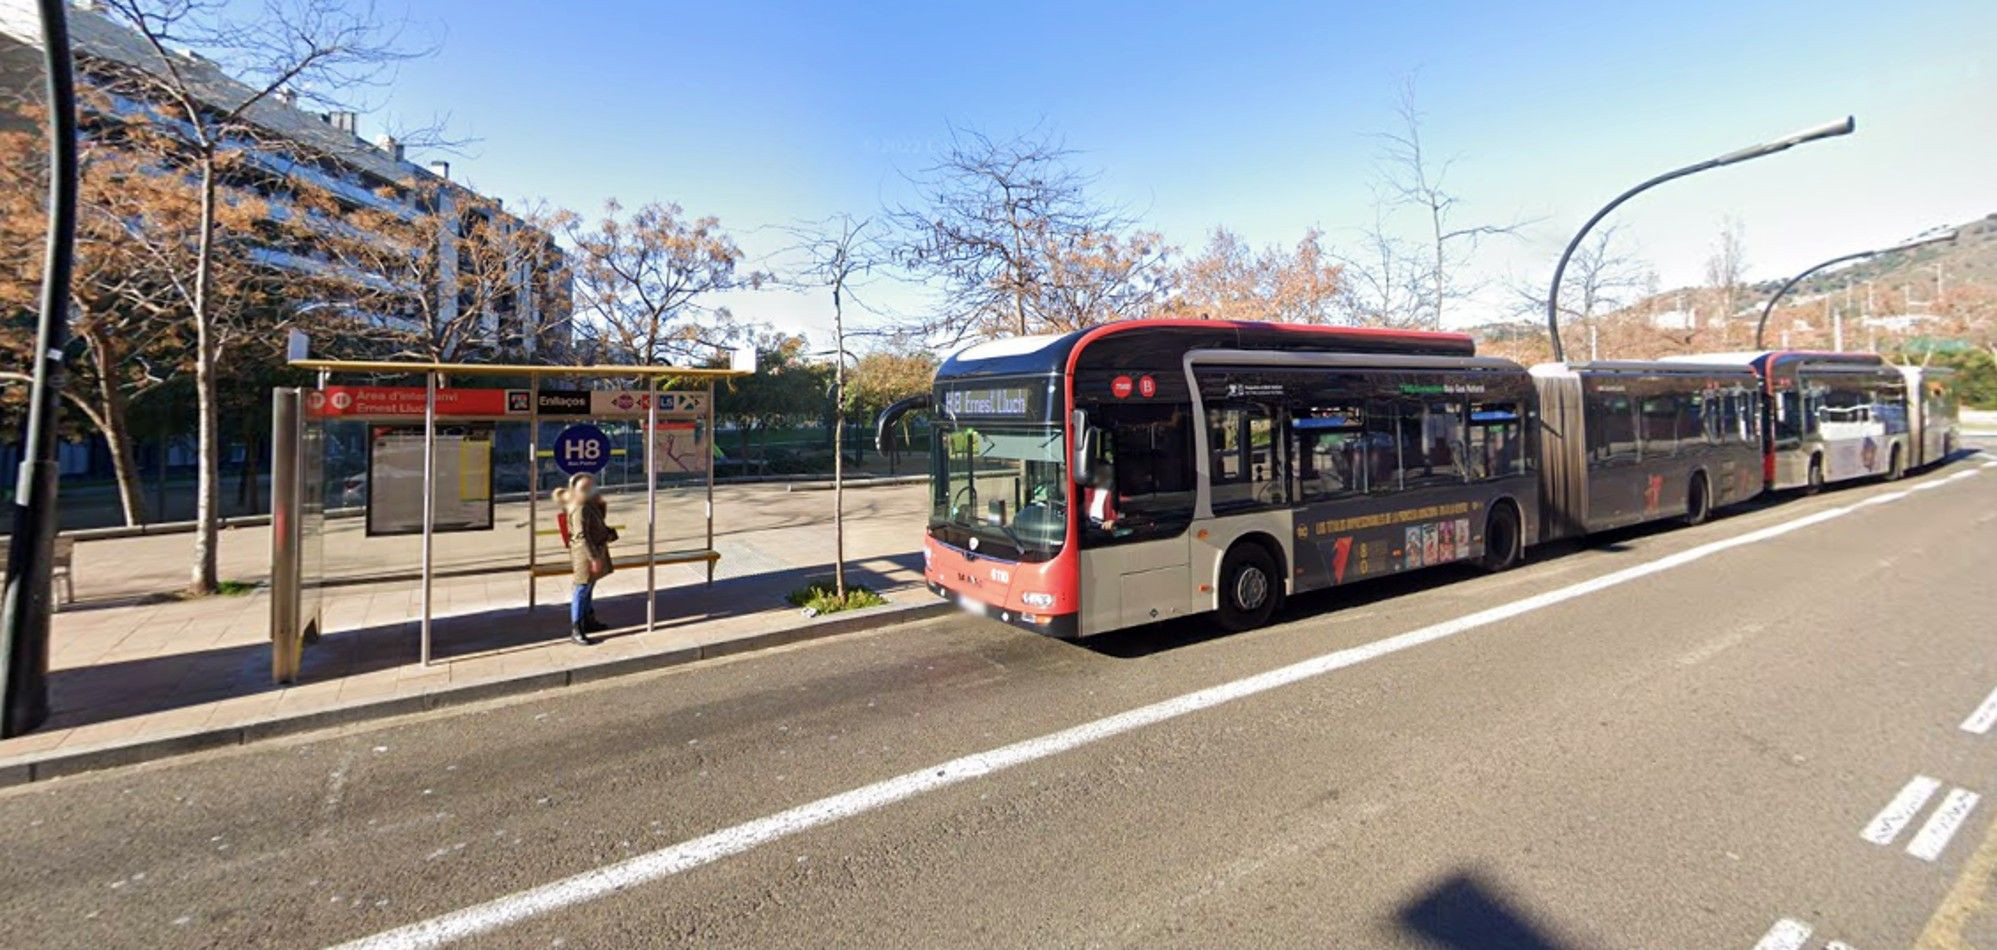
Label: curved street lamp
xmin=1752 ymin=229 xmax=1960 ymax=349
xmin=1545 ymin=116 xmax=1856 ymax=362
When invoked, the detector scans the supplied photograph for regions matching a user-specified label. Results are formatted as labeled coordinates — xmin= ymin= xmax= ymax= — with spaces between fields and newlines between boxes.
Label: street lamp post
xmin=2 ymin=0 xmax=79 ymax=737
xmin=1752 ymin=229 xmax=1959 ymax=350
xmin=1545 ymin=116 xmax=1855 ymax=362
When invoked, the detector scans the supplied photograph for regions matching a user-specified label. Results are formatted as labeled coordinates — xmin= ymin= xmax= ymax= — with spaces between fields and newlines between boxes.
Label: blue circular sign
xmin=552 ymin=424 xmax=612 ymax=476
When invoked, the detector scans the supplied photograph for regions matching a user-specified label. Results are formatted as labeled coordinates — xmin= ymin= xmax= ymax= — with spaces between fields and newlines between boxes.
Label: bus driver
xmin=1084 ymin=460 xmax=1118 ymax=532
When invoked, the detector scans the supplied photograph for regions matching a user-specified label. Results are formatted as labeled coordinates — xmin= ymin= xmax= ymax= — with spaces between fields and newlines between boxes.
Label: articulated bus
xmin=1530 ymin=361 xmax=1765 ymax=541
xmin=1674 ymin=351 xmax=1914 ymax=490
xmin=897 ymin=325 xmax=1962 ymax=638
xmin=908 ymin=320 xmax=1537 ymax=637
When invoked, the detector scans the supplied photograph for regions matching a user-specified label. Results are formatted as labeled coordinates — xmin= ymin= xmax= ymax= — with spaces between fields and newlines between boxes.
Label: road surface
xmin=3 ymin=446 xmax=1996 ymax=949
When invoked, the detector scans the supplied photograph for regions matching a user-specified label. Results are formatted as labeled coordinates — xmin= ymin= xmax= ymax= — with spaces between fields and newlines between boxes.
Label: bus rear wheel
xmin=1479 ymin=504 xmax=1523 ymax=573
xmin=1683 ymin=473 xmax=1711 ymax=526
xmin=1885 ymin=444 xmax=1905 ymax=481
xmin=1216 ymin=543 xmax=1279 ymax=631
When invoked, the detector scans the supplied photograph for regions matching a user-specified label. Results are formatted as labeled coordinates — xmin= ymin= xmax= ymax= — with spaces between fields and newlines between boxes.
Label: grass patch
xmin=786 ymin=580 xmax=887 ymax=615
xmin=214 ymin=579 xmax=258 ymax=597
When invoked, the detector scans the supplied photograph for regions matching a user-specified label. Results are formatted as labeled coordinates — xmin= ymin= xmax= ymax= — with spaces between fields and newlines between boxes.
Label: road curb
xmin=0 ymin=600 xmax=953 ymax=787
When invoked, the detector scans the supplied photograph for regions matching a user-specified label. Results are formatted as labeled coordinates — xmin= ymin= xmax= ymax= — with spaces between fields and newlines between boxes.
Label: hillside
xmin=1774 ymin=212 xmax=1997 ymax=303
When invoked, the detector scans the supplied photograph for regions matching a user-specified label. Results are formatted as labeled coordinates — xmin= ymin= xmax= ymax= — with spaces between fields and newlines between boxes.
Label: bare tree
xmin=1510 ymin=223 xmax=1650 ymax=360
xmin=1703 ymin=216 xmax=1749 ymax=342
xmin=890 ymin=126 xmax=1166 ymax=341
xmin=1372 ymin=77 xmax=1527 ymax=328
xmin=1334 ymin=203 xmax=1432 ymax=328
xmin=781 ymin=214 xmax=888 ymax=600
xmin=560 ymin=200 xmax=765 ymax=366
xmin=92 ymin=0 xmax=432 ymax=593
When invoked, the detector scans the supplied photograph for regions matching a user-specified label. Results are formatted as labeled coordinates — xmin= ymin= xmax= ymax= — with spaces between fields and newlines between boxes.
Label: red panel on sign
xmin=314 ymin=386 xmax=512 ymax=418
xmin=1137 ymin=375 xmax=1157 ymax=398
xmin=1111 ymin=376 xmax=1133 ymax=398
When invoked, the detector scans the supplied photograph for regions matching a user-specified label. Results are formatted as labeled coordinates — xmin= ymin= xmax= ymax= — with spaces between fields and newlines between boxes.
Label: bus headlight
xmin=1020 ymin=592 xmax=1055 ymax=608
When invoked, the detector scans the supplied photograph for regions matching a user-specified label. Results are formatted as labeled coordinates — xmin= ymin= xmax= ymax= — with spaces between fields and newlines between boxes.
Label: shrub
xmin=785 ymin=581 xmax=888 ymax=615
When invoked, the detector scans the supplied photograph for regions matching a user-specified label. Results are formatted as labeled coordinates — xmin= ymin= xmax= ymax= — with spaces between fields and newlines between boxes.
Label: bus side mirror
xmin=1072 ymin=410 xmax=1096 ymax=485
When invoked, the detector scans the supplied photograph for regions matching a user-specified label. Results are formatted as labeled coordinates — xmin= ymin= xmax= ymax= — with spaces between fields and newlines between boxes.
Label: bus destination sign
xmin=941 ymin=384 xmax=1046 ymax=420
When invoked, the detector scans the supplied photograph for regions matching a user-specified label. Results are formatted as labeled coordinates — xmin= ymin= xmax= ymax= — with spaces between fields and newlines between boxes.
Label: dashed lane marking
xmin=1753 ymin=918 xmax=1813 ymax=950
xmin=331 ymin=466 xmax=1988 ymax=949
xmin=1909 ymin=789 xmax=1982 ymax=863
xmin=1961 ymin=686 xmax=1997 ymax=735
xmin=1864 ymin=776 xmax=1942 ymax=845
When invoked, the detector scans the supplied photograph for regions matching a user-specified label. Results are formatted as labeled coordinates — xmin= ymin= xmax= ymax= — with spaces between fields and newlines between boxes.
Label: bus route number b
xmin=553 ymin=424 xmax=612 ymax=476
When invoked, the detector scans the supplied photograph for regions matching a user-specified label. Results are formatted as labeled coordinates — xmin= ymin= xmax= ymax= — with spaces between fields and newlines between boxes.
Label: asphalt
xmin=2 ymin=445 xmax=1995 ymax=949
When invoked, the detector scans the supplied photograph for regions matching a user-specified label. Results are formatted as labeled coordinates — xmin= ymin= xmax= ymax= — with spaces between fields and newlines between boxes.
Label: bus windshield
xmin=929 ymin=422 xmax=1067 ymax=562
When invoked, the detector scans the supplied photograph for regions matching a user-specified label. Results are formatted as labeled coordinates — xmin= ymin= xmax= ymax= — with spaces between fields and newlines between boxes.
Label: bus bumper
xmin=928 ymin=580 xmax=1079 ymax=639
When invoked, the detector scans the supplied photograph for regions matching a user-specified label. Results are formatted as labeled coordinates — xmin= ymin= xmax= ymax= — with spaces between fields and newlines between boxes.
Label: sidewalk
xmin=0 ymin=482 xmax=942 ymax=784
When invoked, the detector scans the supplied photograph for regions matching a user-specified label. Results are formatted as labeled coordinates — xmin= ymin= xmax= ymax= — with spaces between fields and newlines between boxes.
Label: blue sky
xmin=368 ymin=0 xmax=1996 ymax=344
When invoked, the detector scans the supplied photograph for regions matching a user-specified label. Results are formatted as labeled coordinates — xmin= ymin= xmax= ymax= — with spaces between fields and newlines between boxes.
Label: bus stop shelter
xmin=269 ymin=356 xmax=752 ymax=682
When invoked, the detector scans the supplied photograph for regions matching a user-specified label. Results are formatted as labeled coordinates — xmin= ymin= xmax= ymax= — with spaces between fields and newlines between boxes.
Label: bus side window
xmin=1590 ymin=393 xmax=1638 ymax=464
xmin=1408 ymin=399 xmax=1466 ymax=485
xmin=1293 ymin=405 xmax=1366 ymax=502
xmin=1365 ymin=400 xmax=1404 ymax=493
xmin=1468 ymin=403 xmax=1522 ymax=479
xmin=1640 ymin=394 xmax=1681 ymax=457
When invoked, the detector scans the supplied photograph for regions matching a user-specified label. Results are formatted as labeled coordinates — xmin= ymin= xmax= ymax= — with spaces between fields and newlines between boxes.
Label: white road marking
xmin=1962 ymin=686 xmax=1997 ymax=735
xmin=332 ymin=468 xmax=1986 ymax=949
xmin=1678 ymin=626 xmax=1755 ymax=667
xmin=1825 ymin=941 xmax=1856 ymax=950
xmin=1753 ymin=918 xmax=1813 ymax=950
xmin=1863 ymin=776 xmax=1942 ymax=845
xmin=1906 ymin=788 xmax=1980 ymax=862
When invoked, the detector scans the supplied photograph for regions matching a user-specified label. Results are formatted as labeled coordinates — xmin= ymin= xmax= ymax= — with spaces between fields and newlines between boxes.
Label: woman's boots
xmin=583 ymin=610 xmax=609 ymax=634
xmin=570 ymin=621 xmax=595 ymax=646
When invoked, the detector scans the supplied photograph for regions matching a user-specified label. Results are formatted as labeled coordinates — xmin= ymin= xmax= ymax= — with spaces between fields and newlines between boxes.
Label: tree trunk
xmin=1430 ymin=203 xmax=1446 ymax=330
xmin=63 ymin=323 xmax=148 ymax=526
xmin=190 ymin=157 xmax=221 ymax=594
xmin=93 ymin=360 xmax=147 ymax=527
xmin=832 ymin=289 xmax=846 ymax=598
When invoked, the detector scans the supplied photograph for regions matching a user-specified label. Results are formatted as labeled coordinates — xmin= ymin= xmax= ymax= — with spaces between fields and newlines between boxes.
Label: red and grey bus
xmin=1671 ymin=351 xmax=1913 ymax=490
xmin=889 ymin=320 xmax=1540 ymax=637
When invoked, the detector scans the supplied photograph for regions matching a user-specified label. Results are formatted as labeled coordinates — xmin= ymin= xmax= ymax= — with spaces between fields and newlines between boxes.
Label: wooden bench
xmin=529 ymin=548 xmax=721 ymax=579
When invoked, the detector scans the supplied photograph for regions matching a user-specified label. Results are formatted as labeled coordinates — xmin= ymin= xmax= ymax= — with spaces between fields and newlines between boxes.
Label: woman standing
xmin=555 ymin=472 xmax=616 ymax=645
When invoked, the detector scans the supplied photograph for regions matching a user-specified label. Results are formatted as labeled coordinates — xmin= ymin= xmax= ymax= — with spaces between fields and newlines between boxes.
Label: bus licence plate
xmin=957 ymin=594 xmax=986 ymax=616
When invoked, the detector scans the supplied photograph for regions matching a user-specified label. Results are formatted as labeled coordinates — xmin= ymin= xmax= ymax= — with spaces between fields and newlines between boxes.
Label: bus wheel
xmin=1805 ymin=456 xmax=1825 ymax=495
xmin=1479 ymin=504 xmax=1523 ymax=573
xmin=1683 ymin=473 xmax=1711 ymax=526
xmin=1886 ymin=444 xmax=1905 ymax=481
xmin=1216 ymin=544 xmax=1278 ymax=631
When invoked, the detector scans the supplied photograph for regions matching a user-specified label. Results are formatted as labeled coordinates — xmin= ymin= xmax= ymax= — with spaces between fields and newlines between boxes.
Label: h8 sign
xmin=552 ymin=424 xmax=612 ymax=476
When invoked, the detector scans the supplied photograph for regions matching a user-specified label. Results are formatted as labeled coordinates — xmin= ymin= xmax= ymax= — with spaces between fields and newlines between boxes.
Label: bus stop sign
xmin=552 ymin=423 xmax=611 ymax=476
